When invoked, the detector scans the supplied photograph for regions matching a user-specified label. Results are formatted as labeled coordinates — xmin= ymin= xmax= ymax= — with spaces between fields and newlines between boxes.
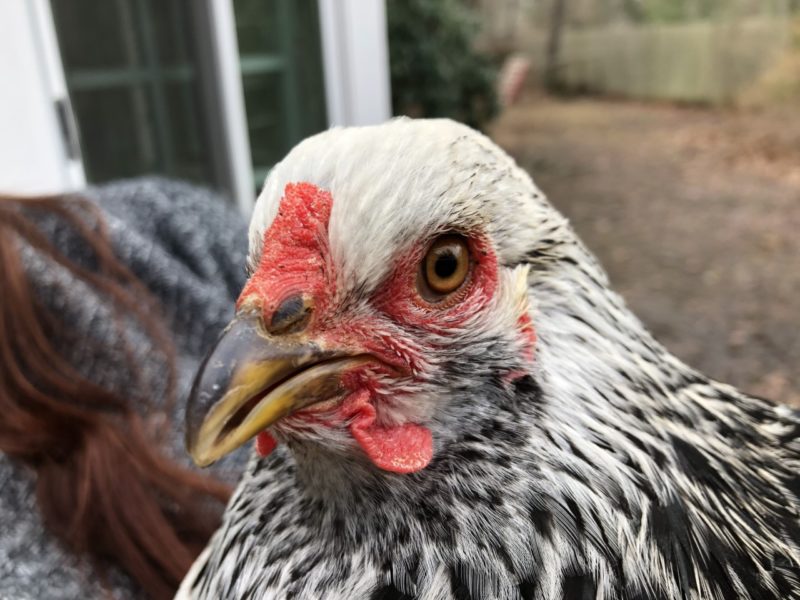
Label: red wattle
xmin=342 ymin=391 xmax=432 ymax=474
xmin=256 ymin=431 xmax=278 ymax=457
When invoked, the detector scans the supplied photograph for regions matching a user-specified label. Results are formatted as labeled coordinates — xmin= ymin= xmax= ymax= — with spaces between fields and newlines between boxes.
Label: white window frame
xmin=318 ymin=0 xmax=392 ymax=128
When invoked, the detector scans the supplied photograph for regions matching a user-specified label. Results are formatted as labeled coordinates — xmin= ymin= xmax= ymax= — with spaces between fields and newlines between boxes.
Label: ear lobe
xmin=343 ymin=391 xmax=433 ymax=474
xmin=504 ymin=264 xmax=536 ymax=364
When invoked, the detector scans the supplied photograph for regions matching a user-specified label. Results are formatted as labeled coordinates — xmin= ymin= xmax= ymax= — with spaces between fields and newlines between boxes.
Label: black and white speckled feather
xmin=178 ymin=119 xmax=800 ymax=600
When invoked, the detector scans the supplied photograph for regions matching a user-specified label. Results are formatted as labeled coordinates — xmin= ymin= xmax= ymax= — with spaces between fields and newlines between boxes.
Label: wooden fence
xmin=519 ymin=18 xmax=791 ymax=104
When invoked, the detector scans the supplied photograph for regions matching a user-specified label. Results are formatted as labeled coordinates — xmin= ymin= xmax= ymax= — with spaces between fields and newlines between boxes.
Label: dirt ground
xmin=490 ymin=95 xmax=800 ymax=406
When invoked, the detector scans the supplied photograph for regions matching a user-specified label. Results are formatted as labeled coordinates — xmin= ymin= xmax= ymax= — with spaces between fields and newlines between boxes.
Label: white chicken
xmin=178 ymin=119 xmax=800 ymax=600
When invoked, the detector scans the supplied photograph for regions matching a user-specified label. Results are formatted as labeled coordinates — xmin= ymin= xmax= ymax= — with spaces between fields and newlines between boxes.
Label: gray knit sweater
xmin=0 ymin=178 xmax=249 ymax=599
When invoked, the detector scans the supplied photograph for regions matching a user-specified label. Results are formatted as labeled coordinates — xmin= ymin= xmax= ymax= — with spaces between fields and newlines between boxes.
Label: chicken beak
xmin=185 ymin=314 xmax=368 ymax=467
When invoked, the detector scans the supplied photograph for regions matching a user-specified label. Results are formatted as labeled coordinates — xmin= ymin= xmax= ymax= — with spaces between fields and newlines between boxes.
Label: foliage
xmin=386 ymin=0 xmax=498 ymax=130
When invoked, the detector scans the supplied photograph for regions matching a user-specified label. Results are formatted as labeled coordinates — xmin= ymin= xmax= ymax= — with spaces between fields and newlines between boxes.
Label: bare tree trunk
xmin=545 ymin=0 xmax=568 ymax=91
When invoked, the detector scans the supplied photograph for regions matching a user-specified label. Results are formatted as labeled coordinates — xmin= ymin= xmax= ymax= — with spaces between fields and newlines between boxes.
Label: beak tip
xmin=186 ymin=441 xmax=221 ymax=468
xmin=185 ymin=314 xmax=371 ymax=466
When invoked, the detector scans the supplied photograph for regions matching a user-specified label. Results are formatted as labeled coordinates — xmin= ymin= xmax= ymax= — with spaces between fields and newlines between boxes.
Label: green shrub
xmin=386 ymin=0 xmax=498 ymax=130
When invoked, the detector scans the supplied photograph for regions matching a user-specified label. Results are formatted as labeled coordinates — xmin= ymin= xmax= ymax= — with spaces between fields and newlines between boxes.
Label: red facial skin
xmin=238 ymin=183 xmax=333 ymax=319
xmin=241 ymin=182 xmax=532 ymax=473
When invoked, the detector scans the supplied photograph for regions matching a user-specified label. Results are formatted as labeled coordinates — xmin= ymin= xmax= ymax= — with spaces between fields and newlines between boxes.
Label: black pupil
xmin=434 ymin=252 xmax=458 ymax=279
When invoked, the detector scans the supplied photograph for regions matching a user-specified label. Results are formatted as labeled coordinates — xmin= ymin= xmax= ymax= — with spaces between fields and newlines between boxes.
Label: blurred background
xmin=1 ymin=0 xmax=797 ymax=405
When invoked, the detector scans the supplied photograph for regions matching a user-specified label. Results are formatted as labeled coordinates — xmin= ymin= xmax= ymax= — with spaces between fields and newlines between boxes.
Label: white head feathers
xmin=250 ymin=118 xmax=566 ymax=294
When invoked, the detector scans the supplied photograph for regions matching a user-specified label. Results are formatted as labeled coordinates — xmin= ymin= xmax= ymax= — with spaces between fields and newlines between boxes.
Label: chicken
xmin=177 ymin=119 xmax=800 ymax=600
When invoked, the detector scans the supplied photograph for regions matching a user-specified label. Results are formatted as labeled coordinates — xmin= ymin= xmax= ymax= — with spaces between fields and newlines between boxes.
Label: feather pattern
xmin=179 ymin=119 xmax=800 ymax=600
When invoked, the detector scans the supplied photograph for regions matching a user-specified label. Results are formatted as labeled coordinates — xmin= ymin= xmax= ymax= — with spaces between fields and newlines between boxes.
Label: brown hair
xmin=0 ymin=195 xmax=231 ymax=599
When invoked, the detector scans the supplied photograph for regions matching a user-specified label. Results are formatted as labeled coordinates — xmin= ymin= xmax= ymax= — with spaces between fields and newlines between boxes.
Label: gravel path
xmin=491 ymin=96 xmax=800 ymax=406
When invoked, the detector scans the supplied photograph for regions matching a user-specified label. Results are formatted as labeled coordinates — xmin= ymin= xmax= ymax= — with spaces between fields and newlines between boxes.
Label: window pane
xmin=241 ymin=72 xmax=286 ymax=168
xmin=234 ymin=0 xmax=282 ymax=56
xmin=233 ymin=0 xmax=327 ymax=182
xmin=53 ymin=0 xmax=215 ymax=187
xmin=287 ymin=0 xmax=327 ymax=140
xmin=71 ymin=86 xmax=158 ymax=182
xmin=51 ymin=0 xmax=140 ymax=70
xmin=146 ymin=0 xmax=195 ymax=67
xmin=164 ymin=81 xmax=213 ymax=183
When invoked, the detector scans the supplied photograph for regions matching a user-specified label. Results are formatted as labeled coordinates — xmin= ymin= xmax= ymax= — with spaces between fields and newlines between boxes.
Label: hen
xmin=178 ymin=119 xmax=800 ymax=600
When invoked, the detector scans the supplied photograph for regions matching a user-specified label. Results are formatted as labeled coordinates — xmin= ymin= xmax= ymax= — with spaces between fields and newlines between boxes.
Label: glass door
xmin=50 ymin=0 xmax=214 ymax=185
xmin=233 ymin=0 xmax=327 ymax=187
xmin=50 ymin=0 xmax=329 ymax=195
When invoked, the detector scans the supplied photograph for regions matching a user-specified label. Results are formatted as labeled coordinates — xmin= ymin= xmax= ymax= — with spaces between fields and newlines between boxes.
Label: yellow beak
xmin=185 ymin=314 xmax=369 ymax=467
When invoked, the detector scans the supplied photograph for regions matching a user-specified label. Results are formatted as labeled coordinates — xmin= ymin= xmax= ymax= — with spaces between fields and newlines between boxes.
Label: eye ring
xmin=418 ymin=235 xmax=471 ymax=302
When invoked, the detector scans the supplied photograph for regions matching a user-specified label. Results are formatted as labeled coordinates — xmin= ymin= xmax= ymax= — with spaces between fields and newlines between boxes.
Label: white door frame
xmin=318 ymin=0 xmax=392 ymax=128
xmin=196 ymin=0 xmax=256 ymax=215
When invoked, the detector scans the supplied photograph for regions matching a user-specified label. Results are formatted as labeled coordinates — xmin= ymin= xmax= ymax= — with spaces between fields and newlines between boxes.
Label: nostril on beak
xmin=267 ymin=294 xmax=312 ymax=335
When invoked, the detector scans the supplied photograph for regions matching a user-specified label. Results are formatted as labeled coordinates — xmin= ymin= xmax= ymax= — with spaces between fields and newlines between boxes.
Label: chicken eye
xmin=419 ymin=235 xmax=470 ymax=300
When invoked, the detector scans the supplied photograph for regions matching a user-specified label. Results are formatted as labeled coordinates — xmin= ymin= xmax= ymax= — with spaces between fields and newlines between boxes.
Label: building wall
xmin=0 ymin=1 xmax=80 ymax=195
